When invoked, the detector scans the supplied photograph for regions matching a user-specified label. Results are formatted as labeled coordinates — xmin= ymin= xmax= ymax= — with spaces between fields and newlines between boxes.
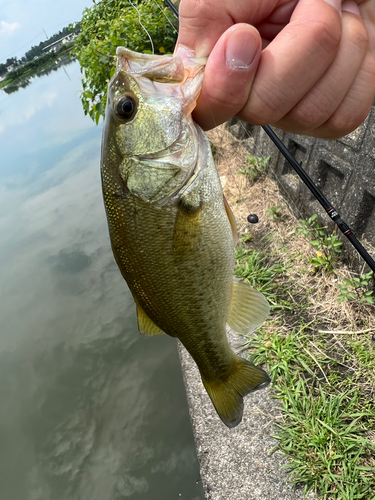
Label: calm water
xmin=0 ymin=61 xmax=204 ymax=500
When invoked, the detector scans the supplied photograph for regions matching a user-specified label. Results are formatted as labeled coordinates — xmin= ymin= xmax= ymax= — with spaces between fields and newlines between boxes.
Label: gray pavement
xmin=178 ymin=328 xmax=316 ymax=500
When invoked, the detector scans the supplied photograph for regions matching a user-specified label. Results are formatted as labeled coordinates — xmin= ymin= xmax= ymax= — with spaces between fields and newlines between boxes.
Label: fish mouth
xmin=116 ymin=46 xmax=206 ymax=85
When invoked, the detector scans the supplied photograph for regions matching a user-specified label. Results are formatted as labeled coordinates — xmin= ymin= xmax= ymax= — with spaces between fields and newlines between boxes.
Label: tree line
xmin=0 ymin=23 xmax=81 ymax=77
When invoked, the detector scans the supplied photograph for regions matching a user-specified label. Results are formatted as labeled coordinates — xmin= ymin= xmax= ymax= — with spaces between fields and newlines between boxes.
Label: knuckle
xmin=241 ymin=87 xmax=285 ymax=125
xmin=290 ymin=99 xmax=330 ymax=131
xmin=208 ymin=82 xmax=246 ymax=111
xmin=327 ymin=104 xmax=371 ymax=138
xmin=346 ymin=22 xmax=369 ymax=53
xmin=305 ymin=17 xmax=342 ymax=54
xmin=180 ymin=0 xmax=216 ymax=20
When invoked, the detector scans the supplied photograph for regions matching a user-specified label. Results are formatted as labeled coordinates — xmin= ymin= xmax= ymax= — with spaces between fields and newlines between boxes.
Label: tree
xmin=23 ymin=24 xmax=81 ymax=62
xmin=72 ymin=0 xmax=178 ymax=124
xmin=5 ymin=57 xmax=19 ymax=68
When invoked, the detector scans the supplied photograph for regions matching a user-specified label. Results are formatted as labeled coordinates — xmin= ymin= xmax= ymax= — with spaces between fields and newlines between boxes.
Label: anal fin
xmin=227 ymin=277 xmax=269 ymax=334
xmin=136 ymin=304 xmax=165 ymax=336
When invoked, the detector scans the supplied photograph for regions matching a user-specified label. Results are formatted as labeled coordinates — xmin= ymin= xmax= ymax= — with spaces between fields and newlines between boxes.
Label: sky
xmin=0 ymin=0 xmax=95 ymax=63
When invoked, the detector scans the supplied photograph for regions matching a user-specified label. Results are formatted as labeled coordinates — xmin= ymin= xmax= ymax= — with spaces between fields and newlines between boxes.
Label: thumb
xmin=176 ymin=0 xmax=234 ymax=57
xmin=179 ymin=24 xmax=262 ymax=130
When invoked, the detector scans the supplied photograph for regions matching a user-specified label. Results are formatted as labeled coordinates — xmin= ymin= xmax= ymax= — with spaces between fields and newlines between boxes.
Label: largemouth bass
xmin=100 ymin=47 xmax=270 ymax=428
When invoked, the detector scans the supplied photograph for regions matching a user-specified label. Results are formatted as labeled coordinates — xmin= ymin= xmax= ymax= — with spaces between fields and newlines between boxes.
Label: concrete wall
xmin=226 ymin=106 xmax=375 ymax=272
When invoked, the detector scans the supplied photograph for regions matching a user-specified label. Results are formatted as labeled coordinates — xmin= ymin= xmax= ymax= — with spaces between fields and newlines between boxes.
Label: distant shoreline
xmin=0 ymin=42 xmax=75 ymax=93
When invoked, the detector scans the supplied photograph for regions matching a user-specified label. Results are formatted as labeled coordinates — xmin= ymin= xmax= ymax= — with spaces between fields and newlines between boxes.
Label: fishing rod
xmin=262 ymin=126 xmax=375 ymax=273
xmin=163 ymin=0 xmax=375 ymax=273
xmin=164 ymin=0 xmax=179 ymax=17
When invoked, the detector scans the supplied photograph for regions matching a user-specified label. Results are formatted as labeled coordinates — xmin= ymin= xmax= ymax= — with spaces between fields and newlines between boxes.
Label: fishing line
xmin=163 ymin=0 xmax=375 ymax=273
xmin=1 ymin=32 xmax=45 ymax=60
xmin=152 ymin=0 xmax=179 ymax=34
xmin=128 ymin=0 xmax=155 ymax=54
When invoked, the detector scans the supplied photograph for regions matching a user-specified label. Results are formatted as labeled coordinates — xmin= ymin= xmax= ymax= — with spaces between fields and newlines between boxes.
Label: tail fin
xmin=201 ymin=357 xmax=270 ymax=428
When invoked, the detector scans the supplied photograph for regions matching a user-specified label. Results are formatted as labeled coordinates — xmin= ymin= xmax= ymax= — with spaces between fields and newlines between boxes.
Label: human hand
xmin=175 ymin=0 xmax=375 ymax=138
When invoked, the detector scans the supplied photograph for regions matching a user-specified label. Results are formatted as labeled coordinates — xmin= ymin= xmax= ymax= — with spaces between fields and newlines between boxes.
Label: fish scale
xmin=100 ymin=47 xmax=271 ymax=428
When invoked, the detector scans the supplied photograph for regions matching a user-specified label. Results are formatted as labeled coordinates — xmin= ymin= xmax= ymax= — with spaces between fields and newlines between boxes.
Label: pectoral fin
xmin=173 ymin=191 xmax=203 ymax=259
xmin=223 ymin=195 xmax=238 ymax=246
xmin=227 ymin=277 xmax=269 ymax=334
xmin=136 ymin=304 xmax=165 ymax=336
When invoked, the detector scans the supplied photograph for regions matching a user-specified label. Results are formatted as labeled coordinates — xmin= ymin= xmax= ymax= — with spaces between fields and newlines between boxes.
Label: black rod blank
xmin=164 ymin=0 xmax=179 ymax=17
xmin=262 ymin=125 xmax=375 ymax=273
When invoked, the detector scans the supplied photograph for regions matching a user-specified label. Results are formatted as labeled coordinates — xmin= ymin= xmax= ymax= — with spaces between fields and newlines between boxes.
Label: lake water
xmin=0 ymin=61 xmax=204 ymax=500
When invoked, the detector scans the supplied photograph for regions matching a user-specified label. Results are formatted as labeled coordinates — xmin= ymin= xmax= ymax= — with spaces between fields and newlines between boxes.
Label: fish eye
xmin=116 ymin=96 xmax=137 ymax=121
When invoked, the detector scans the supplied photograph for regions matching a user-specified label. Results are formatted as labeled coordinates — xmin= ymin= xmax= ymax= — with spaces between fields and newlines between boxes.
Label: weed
xmin=267 ymin=205 xmax=282 ymax=221
xmin=244 ymin=321 xmax=375 ymax=500
xmin=236 ymin=154 xmax=270 ymax=184
xmin=236 ymin=218 xmax=375 ymax=500
xmin=234 ymin=247 xmax=293 ymax=312
xmin=338 ymin=272 xmax=374 ymax=304
xmin=296 ymin=214 xmax=342 ymax=273
xmin=240 ymin=233 xmax=252 ymax=243
xmin=275 ymin=387 xmax=375 ymax=499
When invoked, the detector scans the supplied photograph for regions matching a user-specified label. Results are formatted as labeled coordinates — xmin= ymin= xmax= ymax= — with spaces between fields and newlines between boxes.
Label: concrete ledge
xmin=178 ymin=329 xmax=315 ymax=500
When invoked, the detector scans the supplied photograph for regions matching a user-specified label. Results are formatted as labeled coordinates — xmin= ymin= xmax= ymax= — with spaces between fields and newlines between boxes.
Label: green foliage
xmin=71 ymin=0 xmax=178 ymax=123
xmin=296 ymin=214 xmax=343 ymax=273
xmin=237 ymin=154 xmax=270 ymax=184
xmin=338 ymin=272 xmax=374 ymax=304
xmin=239 ymin=233 xmax=252 ymax=243
xmin=235 ymin=198 xmax=375 ymax=499
xmin=266 ymin=205 xmax=282 ymax=221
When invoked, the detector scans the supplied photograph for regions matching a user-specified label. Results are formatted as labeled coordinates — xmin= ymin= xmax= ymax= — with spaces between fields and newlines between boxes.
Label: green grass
xmin=234 ymin=246 xmax=293 ymax=312
xmin=235 ymin=246 xmax=375 ymax=499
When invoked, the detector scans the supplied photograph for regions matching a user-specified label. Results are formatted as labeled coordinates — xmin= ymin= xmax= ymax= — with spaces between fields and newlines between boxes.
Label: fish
xmin=100 ymin=46 xmax=270 ymax=428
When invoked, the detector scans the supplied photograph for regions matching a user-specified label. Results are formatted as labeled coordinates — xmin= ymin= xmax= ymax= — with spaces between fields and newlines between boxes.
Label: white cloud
xmin=0 ymin=20 xmax=21 ymax=37
xmin=0 ymin=91 xmax=57 ymax=133
xmin=24 ymin=91 xmax=58 ymax=119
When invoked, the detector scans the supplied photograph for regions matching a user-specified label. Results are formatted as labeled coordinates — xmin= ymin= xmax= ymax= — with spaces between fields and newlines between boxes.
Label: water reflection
xmin=0 ymin=61 xmax=203 ymax=500
xmin=2 ymin=55 xmax=75 ymax=94
xmin=3 ymin=80 xmax=31 ymax=94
